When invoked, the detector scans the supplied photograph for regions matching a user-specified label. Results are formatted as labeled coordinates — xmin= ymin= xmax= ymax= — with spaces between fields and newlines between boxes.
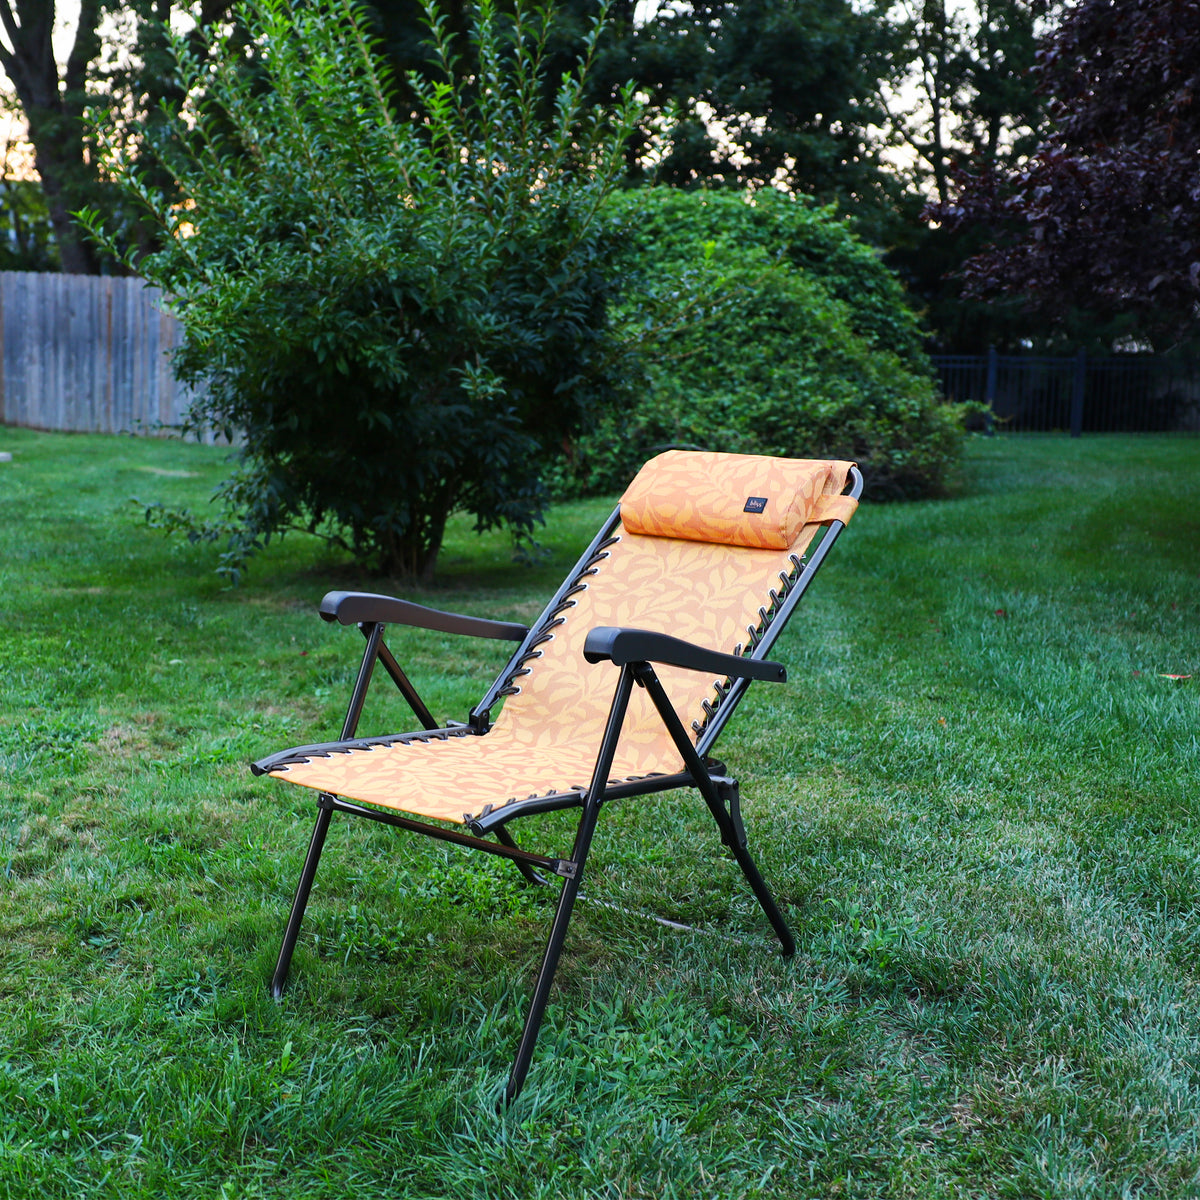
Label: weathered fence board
xmin=0 ymin=270 xmax=202 ymax=437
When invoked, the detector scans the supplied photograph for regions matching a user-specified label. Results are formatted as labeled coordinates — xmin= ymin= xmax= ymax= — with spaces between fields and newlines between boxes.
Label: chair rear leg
xmin=728 ymin=840 xmax=796 ymax=957
xmin=634 ymin=668 xmax=796 ymax=956
xmin=271 ymin=797 xmax=334 ymax=999
xmin=715 ymin=778 xmax=796 ymax=957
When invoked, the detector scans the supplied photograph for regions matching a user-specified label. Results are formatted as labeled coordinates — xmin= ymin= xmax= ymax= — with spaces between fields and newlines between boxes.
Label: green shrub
xmin=552 ymin=187 xmax=966 ymax=500
xmin=610 ymin=186 xmax=932 ymax=369
xmin=86 ymin=0 xmax=637 ymax=581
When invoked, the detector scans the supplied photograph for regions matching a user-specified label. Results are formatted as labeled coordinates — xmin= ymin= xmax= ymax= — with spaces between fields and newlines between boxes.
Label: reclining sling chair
xmin=252 ymin=449 xmax=862 ymax=1102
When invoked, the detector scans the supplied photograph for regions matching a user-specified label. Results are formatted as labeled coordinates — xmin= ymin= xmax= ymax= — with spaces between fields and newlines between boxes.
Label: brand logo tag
xmin=743 ymin=496 xmax=768 ymax=513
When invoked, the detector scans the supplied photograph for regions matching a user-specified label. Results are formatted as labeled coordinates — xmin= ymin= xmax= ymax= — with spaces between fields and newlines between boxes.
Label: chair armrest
xmin=582 ymin=626 xmax=786 ymax=682
xmin=319 ymin=591 xmax=528 ymax=642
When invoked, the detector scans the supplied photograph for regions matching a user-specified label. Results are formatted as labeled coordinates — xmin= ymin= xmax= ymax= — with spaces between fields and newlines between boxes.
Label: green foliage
xmin=554 ymin=187 xmax=966 ymax=500
xmin=360 ymin=0 xmax=902 ymax=224
xmin=85 ymin=0 xmax=638 ymax=580
xmin=0 ymin=175 xmax=57 ymax=271
xmin=615 ymin=186 xmax=931 ymax=367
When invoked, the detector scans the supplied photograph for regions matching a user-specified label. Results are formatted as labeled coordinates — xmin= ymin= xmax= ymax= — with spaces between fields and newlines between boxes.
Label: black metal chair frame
xmin=253 ymin=466 xmax=862 ymax=1102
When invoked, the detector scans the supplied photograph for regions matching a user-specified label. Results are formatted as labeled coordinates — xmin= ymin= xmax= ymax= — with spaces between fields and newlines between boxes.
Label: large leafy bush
xmin=88 ymin=0 xmax=637 ymax=580
xmin=554 ymin=187 xmax=966 ymax=500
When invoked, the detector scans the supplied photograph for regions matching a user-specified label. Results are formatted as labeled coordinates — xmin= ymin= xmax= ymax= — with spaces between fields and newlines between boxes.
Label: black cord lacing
xmin=690 ymin=550 xmax=808 ymax=736
xmin=495 ymin=534 xmax=621 ymax=698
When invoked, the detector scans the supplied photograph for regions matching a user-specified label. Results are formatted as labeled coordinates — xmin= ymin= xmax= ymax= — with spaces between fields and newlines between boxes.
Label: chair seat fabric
xmin=262 ymin=726 xmax=665 ymax=824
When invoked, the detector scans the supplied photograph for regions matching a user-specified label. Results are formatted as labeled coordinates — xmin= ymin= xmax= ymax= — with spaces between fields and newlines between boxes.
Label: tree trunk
xmin=25 ymin=111 xmax=97 ymax=274
xmin=374 ymin=482 xmax=454 ymax=583
xmin=0 ymin=0 xmax=103 ymax=273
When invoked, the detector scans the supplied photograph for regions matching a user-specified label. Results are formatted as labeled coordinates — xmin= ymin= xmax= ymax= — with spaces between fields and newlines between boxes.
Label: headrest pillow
xmin=620 ymin=450 xmax=837 ymax=550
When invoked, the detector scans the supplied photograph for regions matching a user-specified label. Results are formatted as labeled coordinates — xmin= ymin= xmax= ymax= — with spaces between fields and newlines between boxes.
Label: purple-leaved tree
xmin=937 ymin=0 xmax=1200 ymax=347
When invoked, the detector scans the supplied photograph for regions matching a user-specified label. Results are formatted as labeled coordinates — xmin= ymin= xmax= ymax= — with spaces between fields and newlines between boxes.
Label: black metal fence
xmin=931 ymin=351 xmax=1200 ymax=434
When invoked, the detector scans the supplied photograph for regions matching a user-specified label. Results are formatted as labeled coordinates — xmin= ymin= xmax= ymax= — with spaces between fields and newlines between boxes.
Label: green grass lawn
xmin=1 ymin=428 xmax=1198 ymax=1199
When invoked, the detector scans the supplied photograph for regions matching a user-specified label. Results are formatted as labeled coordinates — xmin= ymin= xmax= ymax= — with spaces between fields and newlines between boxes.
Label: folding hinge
xmin=713 ymin=777 xmax=748 ymax=849
xmin=630 ymin=661 xmax=656 ymax=689
xmin=551 ymin=859 xmax=579 ymax=879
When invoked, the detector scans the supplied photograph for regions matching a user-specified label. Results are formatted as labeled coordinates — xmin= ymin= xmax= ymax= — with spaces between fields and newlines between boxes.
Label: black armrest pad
xmin=582 ymin=626 xmax=786 ymax=682
xmin=319 ymin=591 xmax=528 ymax=642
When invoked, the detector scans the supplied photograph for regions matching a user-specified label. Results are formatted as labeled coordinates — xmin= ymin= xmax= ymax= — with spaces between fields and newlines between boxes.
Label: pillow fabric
xmin=619 ymin=450 xmax=836 ymax=550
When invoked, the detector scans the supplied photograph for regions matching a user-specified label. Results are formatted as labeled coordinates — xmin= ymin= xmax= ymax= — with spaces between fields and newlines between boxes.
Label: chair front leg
xmin=504 ymin=663 xmax=637 ymax=1104
xmin=271 ymin=795 xmax=335 ymax=998
xmin=271 ymin=625 xmax=385 ymax=999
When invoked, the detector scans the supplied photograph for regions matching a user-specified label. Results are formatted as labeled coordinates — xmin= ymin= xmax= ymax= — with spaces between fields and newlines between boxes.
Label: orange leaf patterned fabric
xmin=269 ymin=454 xmax=857 ymax=824
xmin=619 ymin=450 xmax=833 ymax=550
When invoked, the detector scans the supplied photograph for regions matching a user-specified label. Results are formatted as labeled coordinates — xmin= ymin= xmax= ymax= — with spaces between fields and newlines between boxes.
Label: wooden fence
xmin=0 ymin=270 xmax=201 ymax=437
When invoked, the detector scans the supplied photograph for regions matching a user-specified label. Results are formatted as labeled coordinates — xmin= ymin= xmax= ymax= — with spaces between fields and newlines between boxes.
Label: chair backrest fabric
xmin=495 ymin=452 xmax=856 ymax=779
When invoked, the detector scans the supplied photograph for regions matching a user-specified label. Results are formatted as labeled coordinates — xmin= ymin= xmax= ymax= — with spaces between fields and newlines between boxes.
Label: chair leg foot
xmin=730 ymin=840 xmax=796 ymax=957
xmin=271 ymin=801 xmax=334 ymax=998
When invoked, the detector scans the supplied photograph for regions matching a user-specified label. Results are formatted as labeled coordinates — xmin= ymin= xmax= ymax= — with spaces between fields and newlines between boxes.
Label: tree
xmin=876 ymin=0 xmax=1050 ymax=350
xmin=941 ymin=0 xmax=1200 ymax=348
xmin=882 ymin=0 xmax=1043 ymax=209
xmin=87 ymin=0 xmax=638 ymax=581
xmin=0 ymin=0 xmax=103 ymax=271
xmin=0 ymin=0 xmax=234 ymax=272
xmin=628 ymin=0 xmax=896 ymax=204
xmin=555 ymin=188 xmax=967 ymax=500
xmin=364 ymin=0 xmax=902 ymax=228
xmin=0 ymin=91 xmax=54 ymax=267
xmin=359 ymin=0 xmax=1065 ymax=350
